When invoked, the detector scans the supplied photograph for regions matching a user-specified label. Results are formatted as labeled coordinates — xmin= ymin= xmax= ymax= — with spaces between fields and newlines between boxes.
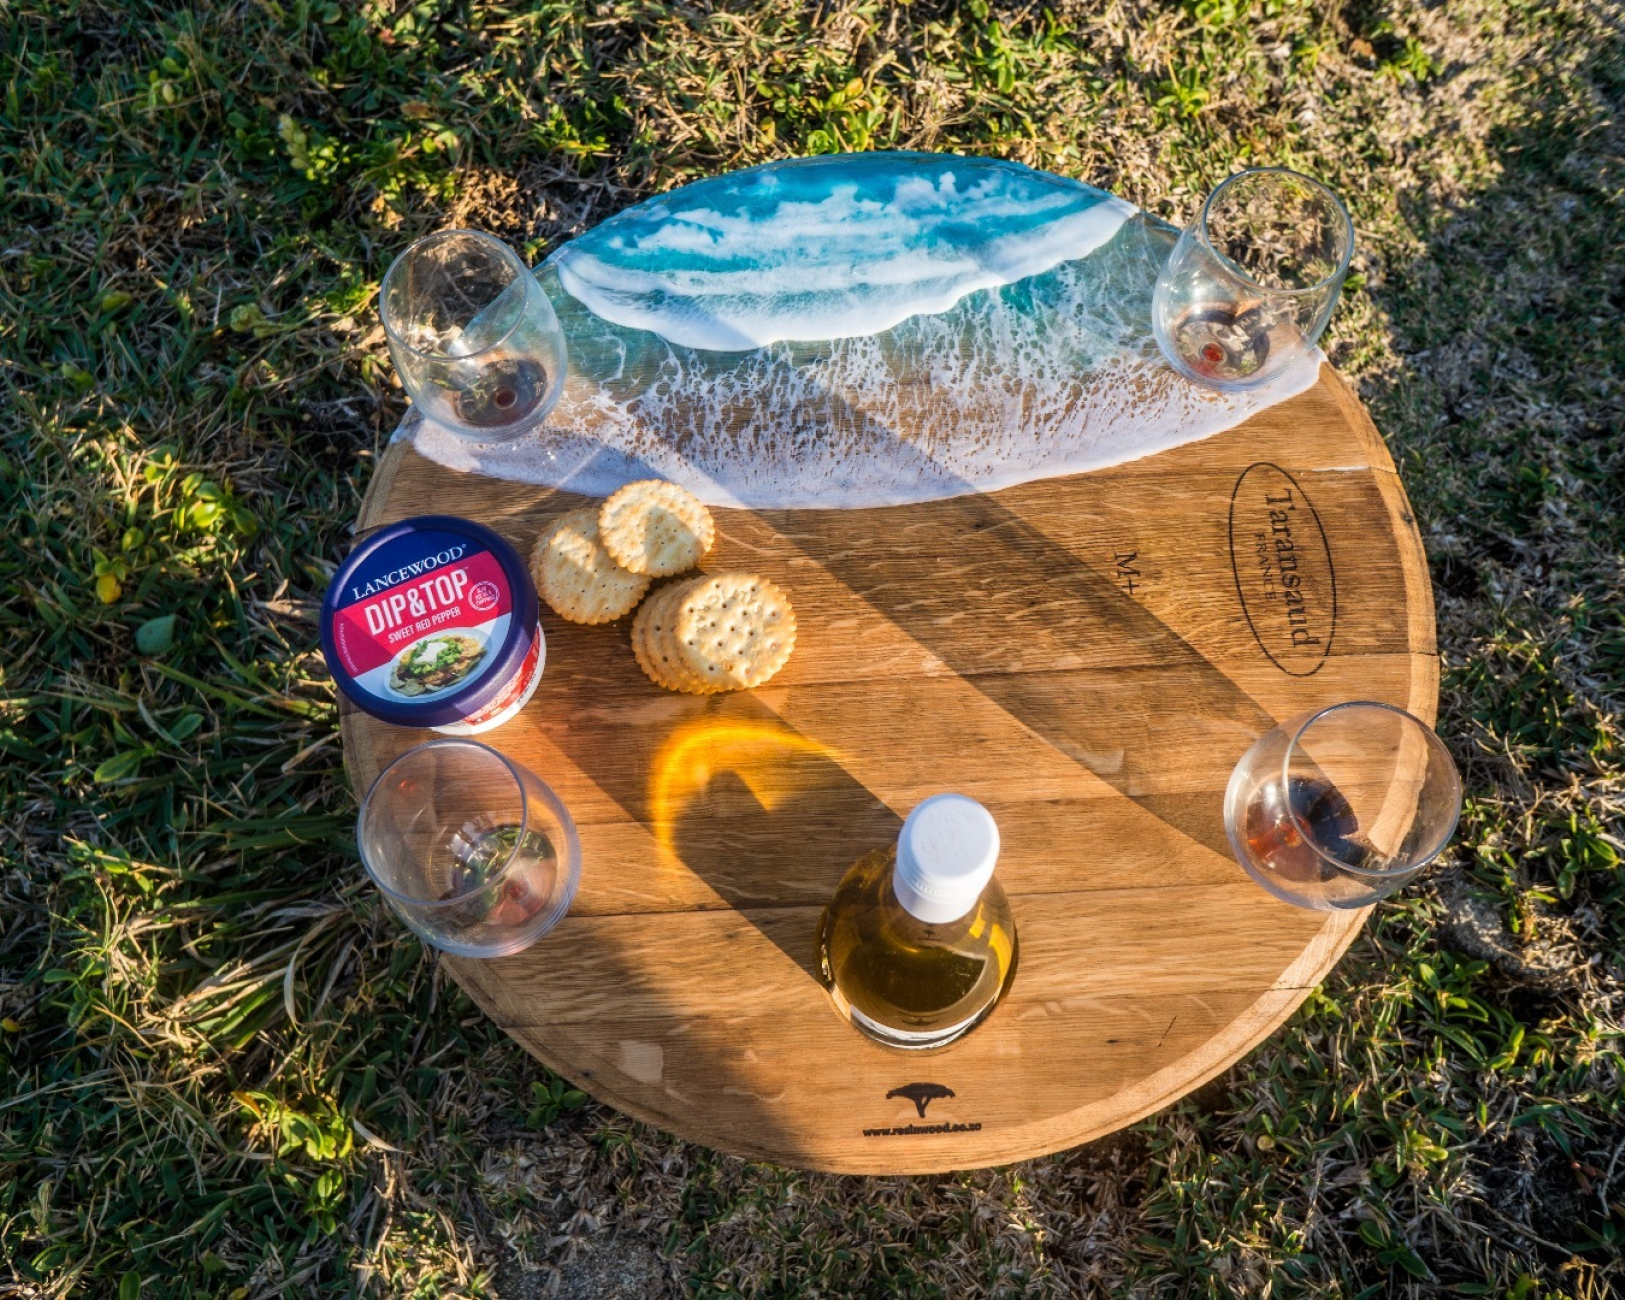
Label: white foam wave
xmin=407 ymin=221 xmax=1322 ymax=510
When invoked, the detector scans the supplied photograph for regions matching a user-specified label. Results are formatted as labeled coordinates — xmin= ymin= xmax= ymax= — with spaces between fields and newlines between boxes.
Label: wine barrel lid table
xmin=340 ymin=364 xmax=1435 ymax=1174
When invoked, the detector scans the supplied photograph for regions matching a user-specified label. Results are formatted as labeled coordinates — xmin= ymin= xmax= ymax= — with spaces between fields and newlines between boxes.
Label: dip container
xmin=322 ymin=515 xmax=544 ymax=735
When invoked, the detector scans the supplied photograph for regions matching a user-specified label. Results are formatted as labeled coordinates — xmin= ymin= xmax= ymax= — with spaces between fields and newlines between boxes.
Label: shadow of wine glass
xmin=647 ymin=712 xmax=902 ymax=983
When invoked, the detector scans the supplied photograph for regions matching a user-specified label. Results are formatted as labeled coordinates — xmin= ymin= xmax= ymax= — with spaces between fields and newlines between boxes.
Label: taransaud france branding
xmin=1228 ymin=463 xmax=1337 ymax=676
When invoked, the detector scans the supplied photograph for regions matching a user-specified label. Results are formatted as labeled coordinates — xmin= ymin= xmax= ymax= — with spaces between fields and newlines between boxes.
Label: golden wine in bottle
xmin=816 ymin=794 xmax=1018 ymax=1050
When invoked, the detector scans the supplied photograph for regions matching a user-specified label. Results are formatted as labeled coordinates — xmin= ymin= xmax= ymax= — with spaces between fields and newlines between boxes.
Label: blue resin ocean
xmin=406 ymin=152 xmax=1321 ymax=508
xmin=553 ymin=151 xmax=1139 ymax=351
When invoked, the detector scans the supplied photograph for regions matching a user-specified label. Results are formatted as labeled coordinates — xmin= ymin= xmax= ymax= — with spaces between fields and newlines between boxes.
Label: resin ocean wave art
xmin=552 ymin=151 xmax=1138 ymax=350
xmin=406 ymin=152 xmax=1321 ymax=508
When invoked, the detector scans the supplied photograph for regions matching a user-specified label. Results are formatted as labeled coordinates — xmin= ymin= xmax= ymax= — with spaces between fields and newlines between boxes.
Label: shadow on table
xmin=767 ymin=490 xmax=1275 ymax=859
xmin=522 ymin=464 xmax=1277 ymax=1002
xmin=546 ymin=661 xmax=901 ymax=983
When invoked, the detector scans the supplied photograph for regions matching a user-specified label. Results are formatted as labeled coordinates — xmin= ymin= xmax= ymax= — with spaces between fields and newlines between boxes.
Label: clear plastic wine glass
xmin=1223 ymin=702 xmax=1462 ymax=911
xmin=357 ymin=739 xmax=581 ymax=957
xmin=380 ymin=229 xmax=567 ymax=440
xmin=1152 ymin=168 xmax=1353 ymax=391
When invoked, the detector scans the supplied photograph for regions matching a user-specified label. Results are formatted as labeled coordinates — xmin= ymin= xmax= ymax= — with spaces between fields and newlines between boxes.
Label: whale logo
xmin=887 ymin=1082 xmax=955 ymax=1118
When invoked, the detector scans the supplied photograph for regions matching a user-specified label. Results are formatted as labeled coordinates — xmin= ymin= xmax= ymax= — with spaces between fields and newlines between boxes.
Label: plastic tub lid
xmin=321 ymin=515 xmax=540 ymax=729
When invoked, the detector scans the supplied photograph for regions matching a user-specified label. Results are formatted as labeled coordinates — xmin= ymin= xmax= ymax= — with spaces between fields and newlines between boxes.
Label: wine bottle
xmin=816 ymin=794 xmax=1018 ymax=1050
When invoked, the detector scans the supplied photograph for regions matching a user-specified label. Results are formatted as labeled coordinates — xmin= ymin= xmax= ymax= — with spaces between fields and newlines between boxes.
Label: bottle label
xmin=846 ymin=1002 xmax=986 ymax=1048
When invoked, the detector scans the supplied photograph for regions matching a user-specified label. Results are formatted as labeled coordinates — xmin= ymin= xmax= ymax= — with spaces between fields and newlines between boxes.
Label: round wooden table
xmin=341 ymin=364 xmax=1435 ymax=1174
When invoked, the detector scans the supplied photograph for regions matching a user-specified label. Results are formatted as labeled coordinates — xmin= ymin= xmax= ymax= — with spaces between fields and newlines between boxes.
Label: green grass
xmin=2 ymin=0 xmax=1622 ymax=1294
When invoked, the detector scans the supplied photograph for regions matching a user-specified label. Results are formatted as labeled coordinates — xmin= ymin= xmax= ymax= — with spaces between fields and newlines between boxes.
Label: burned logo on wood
xmin=863 ymin=1083 xmax=980 ymax=1137
xmin=1228 ymin=463 xmax=1337 ymax=676
xmin=887 ymin=1082 xmax=955 ymax=1118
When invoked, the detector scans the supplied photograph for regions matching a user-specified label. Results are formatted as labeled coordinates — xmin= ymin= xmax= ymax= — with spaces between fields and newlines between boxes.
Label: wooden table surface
xmin=341 ymin=364 xmax=1435 ymax=1174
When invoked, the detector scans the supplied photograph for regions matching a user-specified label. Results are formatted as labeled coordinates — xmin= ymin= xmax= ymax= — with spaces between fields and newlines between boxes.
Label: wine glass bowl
xmin=357 ymin=739 xmax=581 ymax=957
xmin=1224 ymin=702 xmax=1462 ymax=911
xmin=1152 ymin=168 xmax=1354 ymax=391
xmin=380 ymin=229 xmax=567 ymax=440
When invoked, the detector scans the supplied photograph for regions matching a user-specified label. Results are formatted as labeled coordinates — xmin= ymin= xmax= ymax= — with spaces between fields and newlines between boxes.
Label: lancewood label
xmin=320 ymin=515 xmax=544 ymax=733
xmin=1228 ymin=463 xmax=1337 ymax=676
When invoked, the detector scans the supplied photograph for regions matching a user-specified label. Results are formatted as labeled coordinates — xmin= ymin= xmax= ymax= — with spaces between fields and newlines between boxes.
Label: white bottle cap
xmin=893 ymin=794 xmax=1001 ymax=924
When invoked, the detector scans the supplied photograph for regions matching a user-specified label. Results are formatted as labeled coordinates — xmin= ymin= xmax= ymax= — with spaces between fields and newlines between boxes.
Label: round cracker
xmin=599 ymin=480 xmax=715 ymax=577
xmin=635 ymin=582 xmax=686 ymax=689
xmin=532 ymin=507 xmax=651 ymax=625
xmin=630 ymin=583 xmax=681 ymax=690
xmin=630 ymin=590 xmax=668 ymax=688
xmin=632 ymin=581 xmax=721 ymax=694
xmin=673 ymin=574 xmax=796 ymax=690
xmin=651 ymin=584 xmax=726 ymax=694
xmin=647 ymin=581 xmax=723 ymax=695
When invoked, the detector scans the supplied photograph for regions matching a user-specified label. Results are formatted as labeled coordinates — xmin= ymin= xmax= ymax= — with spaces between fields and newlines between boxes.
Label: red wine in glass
xmin=381 ymin=230 xmax=567 ymax=439
xmin=452 ymin=354 xmax=551 ymax=431
xmin=1225 ymin=703 xmax=1462 ymax=910
xmin=1243 ymin=776 xmax=1362 ymax=884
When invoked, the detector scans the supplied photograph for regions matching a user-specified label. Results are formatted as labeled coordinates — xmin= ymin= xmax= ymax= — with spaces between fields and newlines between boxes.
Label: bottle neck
xmin=892 ymin=846 xmax=981 ymax=925
xmin=891 ymin=793 xmax=1001 ymax=924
